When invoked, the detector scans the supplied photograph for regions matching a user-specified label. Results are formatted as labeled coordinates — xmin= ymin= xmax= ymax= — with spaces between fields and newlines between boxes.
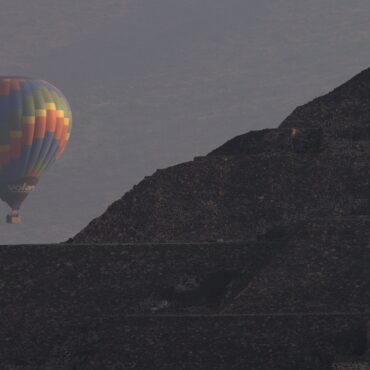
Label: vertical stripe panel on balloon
xmin=19 ymin=148 xmax=32 ymax=174
xmin=56 ymin=117 xmax=70 ymax=159
xmin=0 ymin=80 xmax=10 ymax=169
xmin=41 ymin=111 xmax=64 ymax=170
xmin=26 ymin=85 xmax=46 ymax=176
xmin=34 ymin=132 xmax=54 ymax=176
xmin=9 ymin=81 xmax=22 ymax=133
xmin=18 ymin=81 xmax=35 ymax=177
xmin=36 ymin=85 xmax=71 ymax=175
xmin=38 ymin=88 xmax=63 ymax=173
xmin=6 ymin=79 xmax=23 ymax=181
xmin=0 ymin=79 xmax=10 ymax=96
xmin=20 ymin=120 xmax=35 ymax=175
xmin=40 ymin=138 xmax=59 ymax=173
xmin=55 ymin=112 xmax=64 ymax=138
xmin=26 ymin=117 xmax=46 ymax=176
xmin=34 ymin=86 xmax=57 ymax=172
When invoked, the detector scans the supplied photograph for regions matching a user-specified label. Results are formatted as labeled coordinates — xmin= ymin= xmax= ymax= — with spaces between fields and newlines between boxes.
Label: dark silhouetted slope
xmin=280 ymin=67 xmax=370 ymax=129
xmin=0 ymin=243 xmax=367 ymax=369
xmin=71 ymin=149 xmax=370 ymax=244
xmin=72 ymin=68 xmax=370 ymax=244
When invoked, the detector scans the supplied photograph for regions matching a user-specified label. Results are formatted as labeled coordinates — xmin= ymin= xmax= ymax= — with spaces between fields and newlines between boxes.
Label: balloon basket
xmin=7 ymin=215 xmax=21 ymax=224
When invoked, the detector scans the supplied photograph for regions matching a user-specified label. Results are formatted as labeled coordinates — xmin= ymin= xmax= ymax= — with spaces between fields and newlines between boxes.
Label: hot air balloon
xmin=0 ymin=77 xmax=72 ymax=224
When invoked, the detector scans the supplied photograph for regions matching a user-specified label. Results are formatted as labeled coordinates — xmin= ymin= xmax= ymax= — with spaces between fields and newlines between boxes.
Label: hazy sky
xmin=0 ymin=0 xmax=370 ymax=243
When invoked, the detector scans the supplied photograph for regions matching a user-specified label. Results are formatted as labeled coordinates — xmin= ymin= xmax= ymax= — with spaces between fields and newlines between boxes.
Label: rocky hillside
xmin=47 ymin=68 xmax=370 ymax=369
xmin=71 ymin=150 xmax=370 ymax=244
xmin=280 ymin=67 xmax=370 ymax=129
xmin=71 ymin=68 xmax=370 ymax=244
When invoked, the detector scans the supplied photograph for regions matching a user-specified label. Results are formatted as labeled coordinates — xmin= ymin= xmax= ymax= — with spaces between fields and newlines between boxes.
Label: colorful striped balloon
xmin=0 ymin=77 xmax=72 ymax=224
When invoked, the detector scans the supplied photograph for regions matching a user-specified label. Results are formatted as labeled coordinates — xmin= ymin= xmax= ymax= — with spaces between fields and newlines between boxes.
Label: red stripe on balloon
xmin=34 ymin=116 xmax=46 ymax=139
xmin=54 ymin=117 xmax=64 ymax=140
xmin=56 ymin=136 xmax=67 ymax=160
xmin=0 ymin=80 xmax=10 ymax=96
xmin=46 ymin=109 xmax=56 ymax=132
xmin=59 ymin=125 xmax=68 ymax=145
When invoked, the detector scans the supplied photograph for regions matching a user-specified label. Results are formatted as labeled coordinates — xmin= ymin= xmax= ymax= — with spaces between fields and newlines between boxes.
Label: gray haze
xmin=0 ymin=0 xmax=369 ymax=243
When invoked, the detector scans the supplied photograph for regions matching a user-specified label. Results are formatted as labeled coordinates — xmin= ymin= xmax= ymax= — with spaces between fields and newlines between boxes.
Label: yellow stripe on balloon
xmin=10 ymin=131 xmax=22 ymax=139
xmin=35 ymin=109 xmax=47 ymax=117
xmin=46 ymin=103 xmax=56 ymax=110
xmin=64 ymin=118 xmax=70 ymax=126
xmin=22 ymin=116 xmax=35 ymax=125
xmin=56 ymin=110 xmax=64 ymax=118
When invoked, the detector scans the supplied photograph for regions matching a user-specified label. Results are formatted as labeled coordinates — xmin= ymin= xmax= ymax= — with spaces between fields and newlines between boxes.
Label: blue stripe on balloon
xmin=9 ymin=89 xmax=22 ymax=109
xmin=5 ymin=157 xmax=24 ymax=183
xmin=18 ymin=144 xmax=32 ymax=177
xmin=44 ymin=138 xmax=59 ymax=163
xmin=1 ymin=160 xmax=18 ymax=183
xmin=26 ymin=138 xmax=43 ymax=175
xmin=20 ymin=80 xmax=30 ymax=94
xmin=0 ymin=96 xmax=9 ymax=123
xmin=29 ymin=80 xmax=42 ymax=91
xmin=42 ymin=139 xmax=59 ymax=171
xmin=36 ymin=131 xmax=54 ymax=168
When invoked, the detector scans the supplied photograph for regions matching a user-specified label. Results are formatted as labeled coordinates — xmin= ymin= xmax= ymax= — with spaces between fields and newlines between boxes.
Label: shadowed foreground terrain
xmin=0 ymin=242 xmax=368 ymax=369
xmin=4 ymin=69 xmax=370 ymax=368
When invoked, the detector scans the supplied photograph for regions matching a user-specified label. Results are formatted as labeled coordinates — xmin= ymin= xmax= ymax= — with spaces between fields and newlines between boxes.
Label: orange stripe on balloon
xmin=54 ymin=117 xmax=64 ymax=140
xmin=46 ymin=109 xmax=56 ymax=132
xmin=57 ymin=126 xmax=71 ymax=157
xmin=22 ymin=123 xmax=35 ymax=145
xmin=34 ymin=116 xmax=46 ymax=139
xmin=59 ymin=124 xmax=68 ymax=145
xmin=0 ymin=80 xmax=10 ymax=96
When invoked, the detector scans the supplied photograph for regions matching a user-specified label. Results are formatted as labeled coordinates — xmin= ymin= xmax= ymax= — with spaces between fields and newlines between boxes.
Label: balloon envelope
xmin=0 ymin=77 xmax=72 ymax=220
